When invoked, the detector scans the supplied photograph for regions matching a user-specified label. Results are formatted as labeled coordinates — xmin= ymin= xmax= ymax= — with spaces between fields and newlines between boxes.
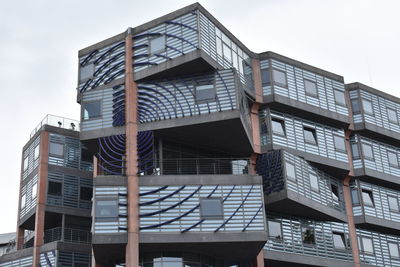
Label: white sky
xmin=0 ymin=0 xmax=399 ymax=233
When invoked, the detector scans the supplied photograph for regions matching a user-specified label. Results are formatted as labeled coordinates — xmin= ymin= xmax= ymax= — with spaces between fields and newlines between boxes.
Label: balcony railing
xmin=43 ymin=227 xmax=91 ymax=244
xmin=30 ymin=114 xmax=80 ymax=138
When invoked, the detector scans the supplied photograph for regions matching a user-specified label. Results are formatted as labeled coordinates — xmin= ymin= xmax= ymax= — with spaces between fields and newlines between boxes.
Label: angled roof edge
xmin=346 ymin=82 xmax=400 ymax=104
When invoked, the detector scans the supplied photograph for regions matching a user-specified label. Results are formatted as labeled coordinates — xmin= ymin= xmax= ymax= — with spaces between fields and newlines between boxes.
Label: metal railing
xmin=43 ymin=227 xmax=91 ymax=244
xmin=138 ymin=158 xmax=250 ymax=176
xmin=30 ymin=114 xmax=80 ymax=138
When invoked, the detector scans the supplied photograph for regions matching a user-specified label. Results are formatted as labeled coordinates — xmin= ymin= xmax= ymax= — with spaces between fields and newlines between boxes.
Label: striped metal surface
xmin=265 ymin=213 xmax=353 ymax=261
xmin=19 ymin=174 xmax=38 ymax=219
xmin=22 ymin=136 xmax=40 ymax=180
xmin=0 ymin=256 xmax=32 ymax=267
xmin=139 ymin=184 xmax=265 ymax=233
xmin=58 ymin=251 xmax=91 ymax=267
xmin=39 ymin=251 xmax=56 ymax=267
xmin=357 ymin=228 xmax=400 ymax=267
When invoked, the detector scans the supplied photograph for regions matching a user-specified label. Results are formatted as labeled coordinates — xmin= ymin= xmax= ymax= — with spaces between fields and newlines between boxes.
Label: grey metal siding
xmin=0 ymin=256 xmax=32 ymax=267
xmin=58 ymin=251 xmax=90 ymax=267
xmin=39 ymin=251 xmax=56 ymax=267
xmin=20 ymin=174 xmax=38 ymax=219
xmin=22 ymin=136 xmax=40 ymax=180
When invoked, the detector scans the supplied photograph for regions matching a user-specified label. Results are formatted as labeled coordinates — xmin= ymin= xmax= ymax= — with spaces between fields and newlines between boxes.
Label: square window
xmin=149 ymin=36 xmax=165 ymax=54
xmin=362 ymin=189 xmax=374 ymax=207
xmin=23 ymin=156 xmax=29 ymax=171
xmin=267 ymin=220 xmax=282 ymax=239
xmin=95 ymin=199 xmax=118 ymax=218
xmin=388 ymin=151 xmax=399 ymax=168
xmin=302 ymin=225 xmax=315 ymax=245
xmin=361 ymin=143 xmax=374 ymax=160
xmin=80 ymin=187 xmax=93 ymax=201
xmin=387 ymin=108 xmax=398 ymax=124
xmin=334 ymin=135 xmax=346 ymax=152
xmin=309 ymin=173 xmax=319 ymax=192
xmin=389 ymin=242 xmax=400 ymax=258
xmin=362 ymin=99 xmax=373 ymax=115
xmin=271 ymin=118 xmax=285 ymax=136
xmin=361 ymin=237 xmax=374 ymax=254
xmin=49 ymin=142 xmax=64 ymax=157
xmin=83 ymin=101 xmax=101 ymax=120
xmin=31 ymin=183 xmax=37 ymax=199
xmin=351 ymin=98 xmax=361 ymax=114
xmin=48 ymin=181 xmax=62 ymax=196
xmin=272 ymin=69 xmax=287 ymax=87
xmin=285 ymin=162 xmax=296 ymax=182
xmin=200 ymin=198 xmax=223 ymax=219
xmin=388 ymin=195 xmax=399 ymax=212
xmin=261 ymin=68 xmax=271 ymax=86
xmin=334 ymin=90 xmax=346 ymax=106
xmin=195 ymin=83 xmax=215 ymax=102
xmin=333 ymin=232 xmax=346 ymax=249
xmin=303 ymin=127 xmax=317 ymax=145
xmin=79 ymin=63 xmax=94 ymax=81
xmin=304 ymin=79 xmax=318 ymax=97
xmin=34 ymin=145 xmax=40 ymax=160
xmin=222 ymin=43 xmax=232 ymax=62
xmin=331 ymin=184 xmax=340 ymax=202
xmin=21 ymin=194 xmax=26 ymax=209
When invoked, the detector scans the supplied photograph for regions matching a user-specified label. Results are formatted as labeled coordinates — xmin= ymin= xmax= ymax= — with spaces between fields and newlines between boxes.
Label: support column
xmin=125 ymin=29 xmax=140 ymax=267
xmin=252 ymin=250 xmax=265 ymax=267
xmin=33 ymin=131 xmax=49 ymax=267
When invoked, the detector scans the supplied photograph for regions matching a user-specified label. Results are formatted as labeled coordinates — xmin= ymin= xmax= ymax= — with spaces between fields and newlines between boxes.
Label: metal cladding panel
xmin=20 ymin=174 xmax=38 ymax=219
xmin=0 ymin=256 xmax=32 ymax=267
xmin=22 ymin=136 xmax=40 ymax=180
xmin=93 ymin=186 xmax=127 ymax=233
xmin=354 ymin=180 xmax=400 ymax=223
xmin=260 ymin=60 xmax=272 ymax=95
xmin=78 ymin=40 xmax=125 ymax=94
xmin=137 ymin=69 xmax=239 ymax=124
xmin=39 ymin=251 xmax=57 ymax=267
xmin=283 ymin=151 xmax=345 ymax=212
xmin=262 ymin=110 xmax=348 ymax=163
xmin=357 ymin=228 xmax=400 ymax=267
xmin=349 ymin=90 xmax=363 ymax=123
xmin=133 ymin=12 xmax=199 ymax=73
xmin=265 ymin=214 xmax=353 ymax=261
xmin=58 ymin=251 xmax=91 ymax=267
xmin=139 ymin=184 xmax=265 ymax=233
xmin=80 ymin=87 xmax=114 ymax=131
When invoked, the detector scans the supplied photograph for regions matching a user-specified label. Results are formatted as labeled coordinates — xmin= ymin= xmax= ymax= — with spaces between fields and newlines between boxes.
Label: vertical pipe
xmin=125 ymin=29 xmax=140 ymax=267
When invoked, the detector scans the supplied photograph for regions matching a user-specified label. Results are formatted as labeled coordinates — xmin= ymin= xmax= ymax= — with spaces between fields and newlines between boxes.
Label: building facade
xmin=1 ymin=3 xmax=400 ymax=267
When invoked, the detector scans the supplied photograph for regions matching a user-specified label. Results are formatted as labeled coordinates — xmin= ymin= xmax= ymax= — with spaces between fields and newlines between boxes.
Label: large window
xmin=195 ymin=83 xmax=215 ymax=102
xmin=80 ymin=187 xmax=93 ymax=201
xmin=359 ymin=236 xmax=374 ymax=254
xmin=331 ymin=184 xmax=340 ymax=202
xmin=222 ymin=43 xmax=232 ymax=62
xmin=49 ymin=142 xmax=64 ymax=157
xmin=333 ymin=135 xmax=346 ymax=152
xmin=285 ymin=162 xmax=296 ymax=182
xmin=332 ymin=232 xmax=346 ymax=249
xmin=200 ymin=198 xmax=223 ymax=219
xmin=351 ymin=142 xmax=360 ymax=159
xmin=351 ymin=98 xmax=361 ymax=114
xmin=387 ymin=108 xmax=398 ymax=124
xmin=309 ymin=173 xmax=319 ymax=192
xmin=334 ymin=90 xmax=346 ymax=106
xmin=48 ymin=181 xmax=62 ymax=196
xmin=95 ymin=199 xmax=118 ymax=218
xmin=388 ymin=151 xmax=399 ymax=168
xmin=388 ymin=195 xmax=399 ymax=212
xmin=83 ymin=101 xmax=101 ymax=120
xmin=31 ymin=183 xmax=37 ymax=200
xmin=302 ymin=225 xmax=315 ymax=245
xmin=272 ymin=69 xmax=287 ymax=88
xmin=362 ymin=99 xmax=373 ymax=115
xmin=304 ymin=79 xmax=318 ymax=97
xmin=361 ymin=189 xmax=374 ymax=207
xmin=389 ymin=242 xmax=400 ymax=258
xmin=149 ymin=35 xmax=166 ymax=54
xmin=303 ymin=127 xmax=317 ymax=145
xmin=271 ymin=118 xmax=285 ymax=136
xmin=267 ymin=220 xmax=282 ymax=239
xmin=361 ymin=143 xmax=374 ymax=160
xmin=261 ymin=68 xmax=271 ymax=86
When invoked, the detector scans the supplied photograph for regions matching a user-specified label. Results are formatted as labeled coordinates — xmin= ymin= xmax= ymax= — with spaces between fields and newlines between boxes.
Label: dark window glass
xmin=362 ymin=99 xmax=373 ymax=115
xmin=333 ymin=232 xmax=346 ymax=249
xmin=309 ymin=173 xmax=319 ymax=192
xmin=351 ymin=188 xmax=360 ymax=206
xmin=267 ymin=221 xmax=282 ymax=239
xmin=49 ymin=142 xmax=64 ymax=157
xmin=285 ymin=162 xmax=296 ymax=181
xmin=361 ymin=237 xmax=374 ymax=254
xmin=331 ymin=184 xmax=339 ymax=202
xmin=389 ymin=242 xmax=400 ymax=258
xmin=351 ymin=142 xmax=360 ymax=159
xmin=334 ymin=135 xmax=346 ymax=152
xmin=304 ymin=79 xmax=318 ymax=97
xmin=388 ymin=151 xmax=399 ymax=167
xmin=80 ymin=187 xmax=92 ymax=201
xmin=334 ymin=90 xmax=346 ymax=106
xmin=351 ymin=98 xmax=361 ymax=114
xmin=303 ymin=127 xmax=317 ymax=145
xmin=362 ymin=189 xmax=374 ymax=207
xmin=83 ymin=101 xmax=101 ymax=120
xmin=95 ymin=200 xmax=118 ymax=218
xmin=271 ymin=118 xmax=285 ymax=136
xmin=302 ymin=225 xmax=315 ymax=245
xmin=48 ymin=181 xmax=62 ymax=196
xmin=361 ymin=143 xmax=374 ymax=160
xmin=261 ymin=68 xmax=271 ymax=86
xmin=272 ymin=69 xmax=287 ymax=87
xmin=388 ymin=195 xmax=399 ymax=212
xmin=195 ymin=84 xmax=215 ymax=101
xmin=200 ymin=198 xmax=223 ymax=219
xmin=387 ymin=108 xmax=398 ymax=124
xmin=149 ymin=36 xmax=165 ymax=54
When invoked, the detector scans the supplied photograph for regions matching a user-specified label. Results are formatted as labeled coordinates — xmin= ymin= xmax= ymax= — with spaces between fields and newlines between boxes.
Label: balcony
xmin=30 ymin=114 xmax=79 ymax=139
xmin=43 ymin=227 xmax=91 ymax=244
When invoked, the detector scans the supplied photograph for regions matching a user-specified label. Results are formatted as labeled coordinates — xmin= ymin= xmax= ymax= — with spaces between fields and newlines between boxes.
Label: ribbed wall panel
xmin=22 ymin=136 xmax=40 ymax=180
xmin=20 ymin=174 xmax=38 ymax=219
xmin=0 ymin=256 xmax=32 ymax=267
xmin=39 ymin=251 xmax=56 ymax=267
xmin=58 ymin=251 xmax=90 ymax=267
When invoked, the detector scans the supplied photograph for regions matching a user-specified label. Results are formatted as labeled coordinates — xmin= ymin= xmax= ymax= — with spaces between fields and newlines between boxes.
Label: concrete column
xmin=32 ymin=131 xmax=49 ymax=267
xmin=124 ymin=30 xmax=140 ymax=267
xmin=251 ymin=58 xmax=263 ymax=103
xmin=252 ymin=249 xmax=265 ymax=267
xmin=15 ymin=227 xmax=24 ymax=250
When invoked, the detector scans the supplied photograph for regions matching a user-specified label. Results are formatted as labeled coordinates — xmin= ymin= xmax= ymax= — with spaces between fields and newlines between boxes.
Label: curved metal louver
xmin=112 ymin=85 xmax=125 ymax=126
xmin=97 ymin=135 xmax=126 ymax=175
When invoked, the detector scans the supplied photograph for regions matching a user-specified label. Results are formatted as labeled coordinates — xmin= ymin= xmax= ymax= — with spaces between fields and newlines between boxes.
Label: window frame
xmin=361 ymin=99 xmax=374 ymax=116
xmin=331 ymin=183 xmax=340 ymax=203
xmin=332 ymin=231 xmax=347 ymax=250
xmin=334 ymin=89 xmax=346 ymax=106
xmin=388 ymin=150 xmax=399 ymax=168
xmin=82 ymin=100 xmax=102 ymax=121
xmin=34 ymin=145 xmax=40 ymax=160
xmin=270 ymin=117 xmax=286 ymax=137
xmin=361 ymin=143 xmax=374 ymax=161
xmin=23 ymin=156 xmax=29 ymax=171
xmin=272 ymin=69 xmax=288 ymax=88
xmin=31 ymin=183 xmax=38 ymax=200
xmin=49 ymin=142 xmax=64 ymax=158
xmin=261 ymin=68 xmax=271 ymax=87
xmin=303 ymin=127 xmax=318 ymax=145
xmin=199 ymin=197 xmax=224 ymax=220
xmin=387 ymin=107 xmax=398 ymax=124
xmin=267 ymin=220 xmax=283 ymax=240
xmin=359 ymin=236 xmax=374 ymax=255
xmin=21 ymin=194 xmax=26 ymax=209
xmin=351 ymin=141 xmax=360 ymax=159
xmin=351 ymin=98 xmax=361 ymax=114
xmin=285 ymin=162 xmax=296 ymax=182
xmin=48 ymin=181 xmax=63 ymax=196
xmin=309 ymin=173 xmax=319 ymax=192
xmin=388 ymin=242 xmax=400 ymax=258
xmin=361 ymin=189 xmax=374 ymax=207
xmin=95 ymin=198 xmax=119 ymax=219
xmin=351 ymin=187 xmax=361 ymax=207
xmin=148 ymin=35 xmax=166 ymax=55
xmin=333 ymin=135 xmax=346 ymax=152
xmin=388 ymin=195 xmax=400 ymax=213
xmin=194 ymin=81 xmax=216 ymax=103
xmin=304 ymin=79 xmax=318 ymax=98
xmin=79 ymin=63 xmax=95 ymax=82
xmin=301 ymin=224 xmax=316 ymax=246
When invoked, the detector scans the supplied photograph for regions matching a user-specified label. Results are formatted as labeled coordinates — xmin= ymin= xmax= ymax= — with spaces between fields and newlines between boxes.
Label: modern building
xmin=0 ymin=233 xmax=15 ymax=257
xmin=1 ymin=2 xmax=400 ymax=267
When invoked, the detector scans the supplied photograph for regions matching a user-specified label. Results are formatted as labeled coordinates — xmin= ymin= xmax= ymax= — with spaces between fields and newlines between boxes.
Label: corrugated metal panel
xmin=20 ymin=174 xmax=38 ymax=219
xmin=260 ymin=59 xmax=272 ymax=95
xmin=39 ymin=251 xmax=56 ymax=267
xmin=0 ymin=256 xmax=32 ymax=267
xmin=22 ymin=136 xmax=40 ymax=180
xmin=58 ymin=251 xmax=90 ymax=267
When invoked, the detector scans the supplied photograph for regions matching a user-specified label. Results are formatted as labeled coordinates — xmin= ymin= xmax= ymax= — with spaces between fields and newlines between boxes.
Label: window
xmin=362 ymin=189 xmax=374 ymax=207
xmin=195 ymin=83 xmax=215 ymax=102
xmin=351 ymin=98 xmax=361 ymax=114
xmin=331 ymin=184 xmax=340 ymax=202
xmin=362 ymin=99 xmax=373 ymax=115
xmin=303 ymin=127 xmax=317 ymax=145
xmin=200 ymin=198 xmax=223 ymax=219
xmin=34 ymin=145 xmax=40 ymax=160
xmin=285 ymin=162 xmax=296 ymax=181
xmin=48 ymin=181 xmax=62 ymax=196
xmin=387 ymin=108 xmax=398 ymax=124
xmin=361 ymin=143 xmax=374 ymax=160
xmin=222 ymin=43 xmax=232 ymax=62
xmin=149 ymin=35 xmax=165 ymax=54
xmin=309 ymin=173 xmax=319 ymax=192
xmin=271 ymin=118 xmax=285 ymax=136
xmin=334 ymin=90 xmax=346 ymax=106
xmin=388 ymin=151 xmax=399 ymax=168
xmin=95 ymin=200 xmax=118 ymax=218
xmin=304 ymin=79 xmax=318 ymax=97
xmin=351 ymin=188 xmax=360 ymax=206
xmin=272 ymin=69 xmax=287 ymax=87
xmin=389 ymin=242 xmax=400 ymax=258
xmin=267 ymin=220 xmax=282 ymax=239
xmin=21 ymin=194 xmax=26 ymax=209
xmin=332 ymin=232 xmax=346 ymax=249
xmin=360 ymin=237 xmax=374 ymax=254
xmin=31 ymin=183 xmax=37 ymax=199
xmin=351 ymin=142 xmax=360 ymax=159
xmin=23 ymin=156 xmax=28 ymax=171
xmin=302 ymin=225 xmax=315 ymax=245
xmin=83 ymin=101 xmax=101 ymax=120
xmin=261 ymin=68 xmax=271 ymax=86
xmin=80 ymin=187 xmax=92 ymax=201
xmin=333 ymin=135 xmax=346 ymax=152
xmin=49 ymin=142 xmax=64 ymax=157
xmin=388 ymin=195 xmax=399 ymax=212
xmin=79 ymin=63 xmax=94 ymax=81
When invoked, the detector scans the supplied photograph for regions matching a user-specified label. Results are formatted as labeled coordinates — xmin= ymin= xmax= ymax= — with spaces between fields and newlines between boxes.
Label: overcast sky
xmin=0 ymin=0 xmax=399 ymax=233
